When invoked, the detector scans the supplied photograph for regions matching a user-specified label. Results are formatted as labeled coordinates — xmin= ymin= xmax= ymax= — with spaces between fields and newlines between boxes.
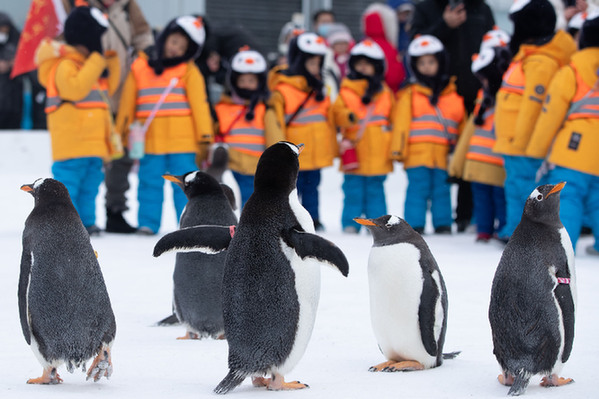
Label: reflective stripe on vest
xmin=499 ymin=60 xmax=525 ymax=95
xmin=339 ymin=86 xmax=392 ymax=133
xmin=409 ymin=89 xmax=460 ymax=145
xmin=214 ymin=102 xmax=266 ymax=157
xmin=44 ymin=60 xmax=109 ymax=113
xmin=132 ymin=58 xmax=190 ymax=118
xmin=566 ymin=64 xmax=599 ymax=120
xmin=276 ymin=83 xmax=330 ymax=126
xmin=466 ymin=106 xmax=503 ymax=166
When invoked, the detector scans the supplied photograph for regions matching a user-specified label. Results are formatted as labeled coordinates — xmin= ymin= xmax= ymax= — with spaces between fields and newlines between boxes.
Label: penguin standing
xmin=489 ymin=182 xmax=576 ymax=396
xmin=153 ymin=142 xmax=349 ymax=393
xmin=355 ymin=215 xmax=450 ymax=372
xmin=19 ymin=178 xmax=115 ymax=384
xmin=160 ymin=171 xmax=237 ymax=339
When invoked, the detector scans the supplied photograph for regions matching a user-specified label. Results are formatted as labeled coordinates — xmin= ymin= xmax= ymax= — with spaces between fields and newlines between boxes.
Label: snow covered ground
xmin=0 ymin=132 xmax=597 ymax=399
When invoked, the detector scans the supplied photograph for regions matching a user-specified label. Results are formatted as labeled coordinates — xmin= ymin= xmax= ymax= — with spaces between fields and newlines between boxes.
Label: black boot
xmin=105 ymin=210 xmax=137 ymax=233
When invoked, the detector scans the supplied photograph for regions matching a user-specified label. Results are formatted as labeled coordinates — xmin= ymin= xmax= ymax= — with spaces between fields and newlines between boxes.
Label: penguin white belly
xmin=368 ymin=243 xmax=437 ymax=368
xmin=276 ymin=240 xmax=321 ymax=375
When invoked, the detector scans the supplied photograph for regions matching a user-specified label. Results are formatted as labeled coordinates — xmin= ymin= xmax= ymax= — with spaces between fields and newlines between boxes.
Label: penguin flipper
xmin=419 ymin=271 xmax=441 ymax=357
xmin=555 ymin=281 xmax=575 ymax=363
xmin=18 ymin=245 xmax=32 ymax=345
xmin=153 ymin=225 xmax=235 ymax=257
xmin=282 ymin=229 xmax=349 ymax=277
xmin=220 ymin=184 xmax=237 ymax=211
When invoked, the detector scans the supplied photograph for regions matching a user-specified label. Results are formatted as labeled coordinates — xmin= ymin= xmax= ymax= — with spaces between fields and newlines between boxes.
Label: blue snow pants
xmin=471 ymin=182 xmax=506 ymax=236
xmin=232 ymin=171 xmax=254 ymax=209
xmin=342 ymin=174 xmax=387 ymax=230
xmin=52 ymin=157 xmax=104 ymax=228
xmin=297 ymin=169 xmax=321 ymax=221
xmin=404 ymin=166 xmax=452 ymax=229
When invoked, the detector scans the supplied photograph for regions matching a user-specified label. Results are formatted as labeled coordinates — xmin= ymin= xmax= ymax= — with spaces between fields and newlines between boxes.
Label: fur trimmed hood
xmin=361 ymin=3 xmax=398 ymax=49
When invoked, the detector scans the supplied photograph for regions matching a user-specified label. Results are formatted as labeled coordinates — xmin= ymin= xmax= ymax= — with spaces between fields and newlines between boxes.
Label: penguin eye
xmin=537 ymin=194 xmax=543 ymax=201
xmin=385 ymin=223 xmax=392 ymax=228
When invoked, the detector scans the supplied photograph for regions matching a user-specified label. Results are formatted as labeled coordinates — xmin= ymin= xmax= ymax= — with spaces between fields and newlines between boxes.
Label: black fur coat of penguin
xmin=19 ymin=178 xmax=115 ymax=384
xmin=489 ymin=182 xmax=576 ymax=396
xmin=355 ymin=215 xmax=452 ymax=372
xmin=160 ymin=171 xmax=237 ymax=339
xmin=153 ymin=142 xmax=349 ymax=393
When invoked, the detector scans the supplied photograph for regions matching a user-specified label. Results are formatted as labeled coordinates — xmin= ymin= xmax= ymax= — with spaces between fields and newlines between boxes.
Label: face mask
xmin=316 ymin=23 xmax=333 ymax=38
xmin=0 ymin=32 xmax=8 ymax=44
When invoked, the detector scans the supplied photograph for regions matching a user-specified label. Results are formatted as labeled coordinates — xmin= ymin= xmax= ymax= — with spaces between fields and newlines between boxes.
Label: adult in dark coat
xmin=0 ymin=12 xmax=23 ymax=129
xmin=411 ymin=0 xmax=494 ymax=232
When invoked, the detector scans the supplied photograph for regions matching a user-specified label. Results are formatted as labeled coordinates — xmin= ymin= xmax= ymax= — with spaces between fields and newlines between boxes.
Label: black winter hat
xmin=285 ymin=32 xmax=328 ymax=101
xmin=64 ymin=6 xmax=108 ymax=55
xmin=509 ymin=0 xmax=556 ymax=55
xmin=579 ymin=13 xmax=599 ymax=49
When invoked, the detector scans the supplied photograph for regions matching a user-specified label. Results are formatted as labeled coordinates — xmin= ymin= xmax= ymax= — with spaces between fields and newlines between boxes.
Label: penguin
xmin=489 ymin=182 xmax=576 ymax=396
xmin=158 ymin=171 xmax=238 ymax=339
xmin=354 ymin=215 xmax=451 ymax=372
xmin=19 ymin=178 xmax=115 ymax=384
xmin=153 ymin=142 xmax=349 ymax=393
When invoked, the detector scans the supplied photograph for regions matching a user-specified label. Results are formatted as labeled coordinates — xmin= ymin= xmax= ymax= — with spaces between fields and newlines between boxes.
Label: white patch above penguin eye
xmin=530 ymin=188 xmax=543 ymax=201
xmin=283 ymin=142 xmax=300 ymax=155
xmin=33 ymin=178 xmax=46 ymax=189
xmin=385 ymin=215 xmax=401 ymax=227
xmin=90 ymin=7 xmax=109 ymax=28
xmin=184 ymin=171 xmax=198 ymax=185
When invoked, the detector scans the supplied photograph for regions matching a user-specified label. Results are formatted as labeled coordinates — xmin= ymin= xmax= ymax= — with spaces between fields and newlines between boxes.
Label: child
xmin=391 ymin=35 xmax=465 ymax=234
xmin=326 ymin=23 xmax=354 ymax=80
xmin=332 ymin=39 xmax=394 ymax=233
xmin=36 ymin=6 xmax=121 ymax=235
xmin=269 ymin=32 xmax=339 ymax=231
xmin=493 ymin=0 xmax=576 ymax=241
xmin=214 ymin=49 xmax=284 ymax=207
xmin=526 ymin=12 xmax=599 ymax=255
xmin=116 ymin=16 xmax=213 ymax=235
xmin=449 ymin=43 xmax=512 ymax=242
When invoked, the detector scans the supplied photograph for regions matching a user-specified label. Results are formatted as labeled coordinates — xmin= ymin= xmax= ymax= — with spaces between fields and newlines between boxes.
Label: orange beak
xmin=547 ymin=181 xmax=566 ymax=197
xmin=354 ymin=217 xmax=376 ymax=226
xmin=20 ymin=184 xmax=33 ymax=192
xmin=162 ymin=174 xmax=182 ymax=184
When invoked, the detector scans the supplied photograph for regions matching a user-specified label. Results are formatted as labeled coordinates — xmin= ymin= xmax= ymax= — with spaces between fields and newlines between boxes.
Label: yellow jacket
xmin=116 ymin=54 xmax=213 ymax=156
xmin=269 ymin=71 xmax=338 ymax=170
xmin=36 ymin=39 xmax=120 ymax=161
xmin=391 ymin=80 xmax=465 ymax=170
xmin=494 ymin=30 xmax=576 ymax=155
xmin=332 ymin=78 xmax=394 ymax=175
xmin=526 ymin=48 xmax=599 ymax=176
xmin=449 ymin=96 xmax=505 ymax=187
xmin=214 ymin=95 xmax=284 ymax=175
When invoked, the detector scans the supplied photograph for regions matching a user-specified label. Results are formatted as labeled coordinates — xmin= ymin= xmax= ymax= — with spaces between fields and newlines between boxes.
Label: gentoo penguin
xmin=489 ymin=182 xmax=576 ymax=396
xmin=153 ymin=142 xmax=349 ymax=393
xmin=19 ymin=178 xmax=116 ymax=384
xmin=355 ymin=215 xmax=450 ymax=372
xmin=158 ymin=171 xmax=237 ymax=339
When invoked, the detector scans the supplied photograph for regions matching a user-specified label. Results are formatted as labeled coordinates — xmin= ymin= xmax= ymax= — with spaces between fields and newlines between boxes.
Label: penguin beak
xmin=20 ymin=184 xmax=34 ymax=195
xmin=547 ymin=181 xmax=566 ymax=198
xmin=162 ymin=174 xmax=185 ymax=187
xmin=296 ymin=143 xmax=304 ymax=154
xmin=354 ymin=217 xmax=377 ymax=227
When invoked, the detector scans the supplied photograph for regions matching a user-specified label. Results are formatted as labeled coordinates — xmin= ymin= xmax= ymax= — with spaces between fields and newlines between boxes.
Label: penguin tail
xmin=442 ymin=351 xmax=461 ymax=360
xmin=214 ymin=370 xmax=247 ymax=395
xmin=507 ymin=370 xmax=531 ymax=396
xmin=155 ymin=314 xmax=180 ymax=326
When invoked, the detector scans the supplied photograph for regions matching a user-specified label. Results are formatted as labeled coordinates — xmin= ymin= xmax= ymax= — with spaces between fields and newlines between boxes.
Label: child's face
xmin=353 ymin=58 xmax=376 ymax=77
xmin=237 ymin=73 xmax=259 ymax=91
xmin=416 ymin=54 xmax=439 ymax=77
xmin=304 ymin=56 xmax=322 ymax=77
xmin=164 ymin=32 xmax=189 ymax=59
xmin=332 ymin=41 xmax=349 ymax=56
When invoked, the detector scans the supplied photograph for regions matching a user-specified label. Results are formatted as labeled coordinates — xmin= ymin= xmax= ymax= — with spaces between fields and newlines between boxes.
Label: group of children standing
xmin=36 ymin=1 xmax=599 ymax=255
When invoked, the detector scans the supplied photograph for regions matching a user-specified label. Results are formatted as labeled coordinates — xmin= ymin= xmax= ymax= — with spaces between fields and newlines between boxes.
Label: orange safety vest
xmin=131 ymin=57 xmax=191 ymax=118
xmin=409 ymin=90 xmax=460 ymax=145
xmin=466 ymin=105 xmax=503 ymax=167
xmin=214 ymin=102 xmax=266 ymax=157
xmin=499 ymin=60 xmax=525 ymax=96
xmin=566 ymin=64 xmax=599 ymax=120
xmin=45 ymin=60 xmax=108 ymax=113
xmin=276 ymin=83 xmax=330 ymax=126
xmin=339 ymin=87 xmax=392 ymax=133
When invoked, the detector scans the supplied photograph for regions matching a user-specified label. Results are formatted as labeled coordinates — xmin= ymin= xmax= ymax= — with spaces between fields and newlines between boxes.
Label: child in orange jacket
xmin=116 ymin=16 xmax=213 ymax=235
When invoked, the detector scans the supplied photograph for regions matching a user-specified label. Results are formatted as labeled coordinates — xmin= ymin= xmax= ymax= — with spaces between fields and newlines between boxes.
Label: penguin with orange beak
xmin=489 ymin=182 xmax=576 ymax=396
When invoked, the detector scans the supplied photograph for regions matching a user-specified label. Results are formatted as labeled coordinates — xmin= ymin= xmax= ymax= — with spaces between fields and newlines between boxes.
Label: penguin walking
xmin=355 ymin=215 xmax=451 ymax=372
xmin=158 ymin=171 xmax=237 ymax=339
xmin=153 ymin=142 xmax=349 ymax=393
xmin=19 ymin=178 xmax=116 ymax=384
xmin=489 ymin=182 xmax=576 ymax=396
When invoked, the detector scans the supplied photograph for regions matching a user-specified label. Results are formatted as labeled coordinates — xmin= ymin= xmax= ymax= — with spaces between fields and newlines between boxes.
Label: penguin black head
xmin=522 ymin=182 xmax=565 ymax=226
xmin=21 ymin=178 xmax=72 ymax=206
xmin=355 ymin=215 xmax=418 ymax=247
xmin=254 ymin=141 xmax=304 ymax=195
xmin=163 ymin=171 xmax=224 ymax=199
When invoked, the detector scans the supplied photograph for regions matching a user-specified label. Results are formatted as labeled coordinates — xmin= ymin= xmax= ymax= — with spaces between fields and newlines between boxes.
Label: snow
xmin=1 ymin=131 xmax=597 ymax=398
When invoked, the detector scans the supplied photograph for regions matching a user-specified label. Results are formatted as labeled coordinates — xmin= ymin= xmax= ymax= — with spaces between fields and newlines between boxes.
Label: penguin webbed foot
xmin=498 ymin=373 xmax=515 ymax=386
xmin=176 ymin=331 xmax=200 ymax=340
xmin=369 ymin=360 xmax=424 ymax=372
xmin=266 ymin=373 xmax=309 ymax=391
xmin=27 ymin=367 xmax=63 ymax=384
xmin=86 ymin=348 xmax=112 ymax=382
xmin=540 ymin=374 xmax=574 ymax=387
